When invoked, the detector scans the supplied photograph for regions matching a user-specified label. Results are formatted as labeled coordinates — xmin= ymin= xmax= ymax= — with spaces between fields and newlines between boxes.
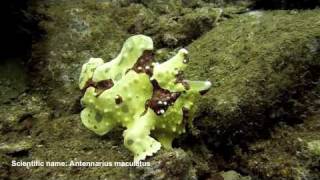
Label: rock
xmin=0 ymin=140 xmax=32 ymax=154
xmin=234 ymin=114 xmax=320 ymax=179
xmin=307 ymin=140 xmax=320 ymax=156
xmin=31 ymin=0 xmax=129 ymax=114
xmin=220 ymin=170 xmax=251 ymax=180
xmin=187 ymin=10 xmax=320 ymax=145
xmin=142 ymin=149 xmax=196 ymax=180
xmin=0 ymin=93 xmax=46 ymax=133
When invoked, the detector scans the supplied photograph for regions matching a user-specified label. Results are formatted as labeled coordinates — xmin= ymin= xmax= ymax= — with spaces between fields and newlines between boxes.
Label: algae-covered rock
xmin=307 ymin=140 xmax=320 ymax=156
xmin=0 ymin=140 xmax=32 ymax=154
xmin=220 ymin=170 xmax=251 ymax=180
xmin=141 ymin=6 xmax=222 ymax=47
xmin=234 ymin=114 xmax=320 ymax=179
xmin=0 ymin=93 xmax=45 ymax=134
xmin=142 ymin=149 xmax=195 ymax=180
xmin=187 ymin=10 xmax=320 ymax=141
xmin=31 ymin=0 xmax=130 ymax=115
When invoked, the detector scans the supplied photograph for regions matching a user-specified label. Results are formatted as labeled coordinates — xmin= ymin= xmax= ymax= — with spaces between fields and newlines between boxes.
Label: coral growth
xmin=79 ymin=35 xmax=211 ymax=161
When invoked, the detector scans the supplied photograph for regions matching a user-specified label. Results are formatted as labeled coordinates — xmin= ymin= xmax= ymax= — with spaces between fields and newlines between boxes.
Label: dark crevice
xmin=7 ymin=150 xmax=30 ymax=158
xmin=1 ymin=0 xmax=44 ymax=59
xmin=252 ymin=0 xmax=320 ymax=10
xmin=0 ymin=0 xmax=44 ymax=104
